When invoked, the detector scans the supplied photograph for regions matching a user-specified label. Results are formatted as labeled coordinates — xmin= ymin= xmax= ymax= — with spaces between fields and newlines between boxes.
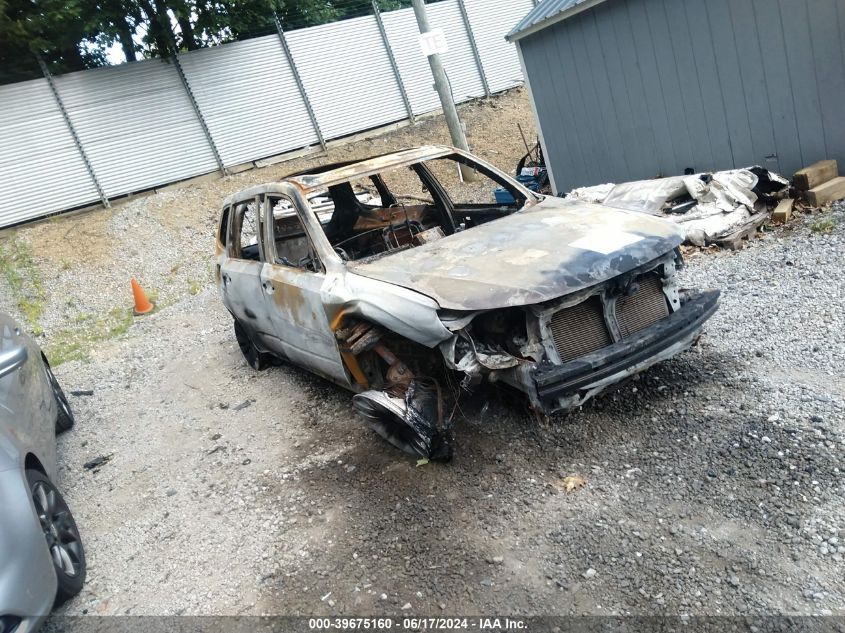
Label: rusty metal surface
xmin=217 ymin=146 xmax=712 ymax=428
xmin=348 ymin=197 xmax=684 ymax=310
xmin=221 ymin=145 xmax=538 ymax=207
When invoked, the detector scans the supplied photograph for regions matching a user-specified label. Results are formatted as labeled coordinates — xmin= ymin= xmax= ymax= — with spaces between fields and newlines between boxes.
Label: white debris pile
xmin=566 ymin=167 xmax=790 ymax=247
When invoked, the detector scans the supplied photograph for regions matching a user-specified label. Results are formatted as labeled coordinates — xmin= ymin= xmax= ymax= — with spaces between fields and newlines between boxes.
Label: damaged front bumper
xmin=495 ymin=289 xmax=720 ymax=413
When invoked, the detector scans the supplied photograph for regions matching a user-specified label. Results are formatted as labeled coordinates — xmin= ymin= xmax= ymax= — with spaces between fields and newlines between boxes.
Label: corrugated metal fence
xmin=0 ymin=0 xmax=531 ymax=228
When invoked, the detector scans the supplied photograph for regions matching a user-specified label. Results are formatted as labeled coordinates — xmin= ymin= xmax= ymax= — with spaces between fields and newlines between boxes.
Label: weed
xmin=811 ymin=216 xmax=836 ymax=234
xmin=45 ymin=306 xmax=134 ymax=365
xmin=0 ymin=236 xmax=46 ymax=332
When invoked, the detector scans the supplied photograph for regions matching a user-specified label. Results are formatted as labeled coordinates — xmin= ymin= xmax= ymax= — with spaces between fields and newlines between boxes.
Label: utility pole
xmin=410 ymin=0 xmax=475 ymax=181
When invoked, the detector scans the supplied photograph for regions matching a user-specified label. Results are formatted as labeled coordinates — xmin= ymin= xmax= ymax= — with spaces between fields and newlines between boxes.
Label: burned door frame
xmin=257 ymin=189 xmax=349 ymax=387
xmin=221 ymin=197 xmax=272 ymax=337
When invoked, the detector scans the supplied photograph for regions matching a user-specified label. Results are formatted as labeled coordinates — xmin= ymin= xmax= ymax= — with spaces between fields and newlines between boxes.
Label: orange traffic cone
xmin=131 ymin=278 xmax=155 ymax=316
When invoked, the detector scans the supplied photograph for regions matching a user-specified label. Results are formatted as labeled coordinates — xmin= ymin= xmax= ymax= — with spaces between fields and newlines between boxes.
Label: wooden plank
xmin=794 ymin=159 xmax=839 ymax=191
xmin=772 ymin=198 xmax=794 ymax=223
xmin=805 ymin=176 xmax=845 ymax=206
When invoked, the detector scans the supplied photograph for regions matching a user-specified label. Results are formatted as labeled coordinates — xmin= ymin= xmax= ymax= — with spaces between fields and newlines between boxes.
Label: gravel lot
xmin=45 ymin=203 xmax=845 ymax=620
xmin=1 ymin=89 xmax=843 ymax=621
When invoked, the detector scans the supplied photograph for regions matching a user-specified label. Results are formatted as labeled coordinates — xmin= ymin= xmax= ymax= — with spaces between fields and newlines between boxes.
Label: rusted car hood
xmin=347 ymin=198 xmax=684 ymax=310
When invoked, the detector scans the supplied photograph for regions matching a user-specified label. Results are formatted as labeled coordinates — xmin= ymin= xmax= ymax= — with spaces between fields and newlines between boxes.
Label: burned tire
xmin=43 ymin=357 xmax=74 ymax=434
xmin=26 ymin=469 xmax=86 ymax=605
xmin=234 ymin=320 xmax=273 ymax=371
xmin=353 ymin=385 xmax=452 ymax=462
xmin=355 ymin=394 xmax=429 ymax=458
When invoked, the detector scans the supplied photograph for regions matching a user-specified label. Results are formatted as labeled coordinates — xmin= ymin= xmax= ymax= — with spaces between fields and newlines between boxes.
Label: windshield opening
xmin=309 ymin=154 xmax=530 ymax=263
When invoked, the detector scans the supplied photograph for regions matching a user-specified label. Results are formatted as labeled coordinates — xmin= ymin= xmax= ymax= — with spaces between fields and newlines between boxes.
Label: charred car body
xmin=216 ymin=146 xmax=719 ymax=459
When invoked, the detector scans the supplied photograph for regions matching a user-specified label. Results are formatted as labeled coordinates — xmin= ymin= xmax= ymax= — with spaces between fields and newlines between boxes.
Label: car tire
xmin=25 ymin=469 xmax=86 ymax=606
xmin=43 ymin=357 xmax=74 ymax=434
xmin=234 ymin=320 xmax=273 ymax=371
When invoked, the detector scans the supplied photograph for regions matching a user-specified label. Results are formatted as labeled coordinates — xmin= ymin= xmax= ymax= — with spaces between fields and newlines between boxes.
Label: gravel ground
xmin=38 ymin=200 xmax=844 ymax=621
xmin=1 ymin=88 xmax=843 ymax=621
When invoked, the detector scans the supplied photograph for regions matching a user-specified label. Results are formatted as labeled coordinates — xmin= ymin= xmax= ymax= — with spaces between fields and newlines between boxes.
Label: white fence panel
xmin=464 ymin=0 xmax=531 ymax=93
xmin=286 ymin=15 xmax=409 ymax=140
xmin=178 ymin=35 xmax=319 ymax=167
xmin=426 ymin=0 xmax=486 ymax=103
xmin=0 ymin=2 xmax=527 ymax=227
xmin=0 ymin=78 xmax=100 ymax=226
xmin=54 ymin=60 xmax=219 ymax=198
xmin=381 ymin=7 xmax=441 ymax=116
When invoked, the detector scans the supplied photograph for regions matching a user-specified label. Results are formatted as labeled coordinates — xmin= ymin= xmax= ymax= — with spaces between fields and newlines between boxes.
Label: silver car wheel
xmin=31 ymin=480 xmax=83 ymax=578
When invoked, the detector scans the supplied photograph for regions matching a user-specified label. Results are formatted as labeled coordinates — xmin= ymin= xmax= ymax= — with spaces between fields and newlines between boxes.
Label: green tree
xmin=0 ymin=0 xmax=414 ymax=83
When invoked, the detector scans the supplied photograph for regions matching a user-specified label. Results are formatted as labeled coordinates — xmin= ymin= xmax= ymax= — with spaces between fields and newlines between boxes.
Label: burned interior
xmin=215 ymin=146 xmax=720 ymax=461
xmin=271 ymin=153 xmax=530 ymax=267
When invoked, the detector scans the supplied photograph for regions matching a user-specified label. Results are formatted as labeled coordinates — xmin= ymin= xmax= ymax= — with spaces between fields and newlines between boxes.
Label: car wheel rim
xmin=45 ymin=364 xmax=72 ymax=419
xmin=31 ymin=481 xmax=83 ymax=578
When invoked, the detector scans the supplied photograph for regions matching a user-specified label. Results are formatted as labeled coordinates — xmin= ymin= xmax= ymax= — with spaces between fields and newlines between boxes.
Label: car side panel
xmin=0 ymin=316 xmax=57 ymax=480
xmin=0 ymin=467 xmax=57 ymax=620
xmin=220 ymin=259 xmax=276 ymax=340
xmin=259 ymin=265 xmax=349 ymax=385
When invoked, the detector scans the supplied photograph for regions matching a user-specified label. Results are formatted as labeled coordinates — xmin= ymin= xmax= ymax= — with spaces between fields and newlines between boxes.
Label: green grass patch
xmin=45 ymin=307 xmax=134 ymax=365
xmin=187 ymin=278 xmax=201 ymax=295
xmin=811 ymin=216 xmax=837 ymax=234
xmin=0 ymin=235 xmax=46 ymax=334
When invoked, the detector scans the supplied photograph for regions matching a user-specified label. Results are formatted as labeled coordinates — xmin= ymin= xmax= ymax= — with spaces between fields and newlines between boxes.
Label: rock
xmin=83 ymin=454 xmax=112 ymax=470
xmin=583 ymin=568 xmax=597 ymax=579
xmin=728 ymin=575 xmax=740 ymax=587
xmin=401 ymin=602 xmax=412 ymax=610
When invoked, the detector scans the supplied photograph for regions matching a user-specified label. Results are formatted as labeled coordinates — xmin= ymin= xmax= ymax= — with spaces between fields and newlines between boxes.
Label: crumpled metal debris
xmin=566 ymin=167 xmax=789 ymax=246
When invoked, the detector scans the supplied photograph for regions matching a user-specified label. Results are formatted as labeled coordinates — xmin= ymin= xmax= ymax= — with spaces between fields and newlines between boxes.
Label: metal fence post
xmin=37 ymin=56 xmax=110 ymax=208
xmin=372 ymin=0 xmax=415 ymax=124
xmin=456 ymin=0 xmax=490 ymax=98
xmin=171 ymin=55 xmax=227 ymax=174
xmin=274 ymin=16 xmax=327 ymax=152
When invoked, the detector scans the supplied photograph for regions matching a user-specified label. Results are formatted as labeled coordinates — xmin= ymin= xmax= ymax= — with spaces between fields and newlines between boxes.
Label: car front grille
xmin=615 ymin=273 xmax=669 ymax=338
xmin=550 ymin=296 xmax=612 ymax=362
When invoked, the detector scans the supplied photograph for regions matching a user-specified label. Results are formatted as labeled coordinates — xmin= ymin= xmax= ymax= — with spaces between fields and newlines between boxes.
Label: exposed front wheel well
xmin=24 ymin=452 xmax=47 ymax=475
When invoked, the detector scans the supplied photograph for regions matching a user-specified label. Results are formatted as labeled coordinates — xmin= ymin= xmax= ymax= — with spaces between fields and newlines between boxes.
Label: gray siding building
xmin=507 ymin=0 xmax=845 ymax=194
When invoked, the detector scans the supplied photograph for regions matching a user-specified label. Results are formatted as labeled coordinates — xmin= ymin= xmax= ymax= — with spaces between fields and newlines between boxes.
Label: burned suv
xmin=215 ymin=146 xmax=719 ymax=460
